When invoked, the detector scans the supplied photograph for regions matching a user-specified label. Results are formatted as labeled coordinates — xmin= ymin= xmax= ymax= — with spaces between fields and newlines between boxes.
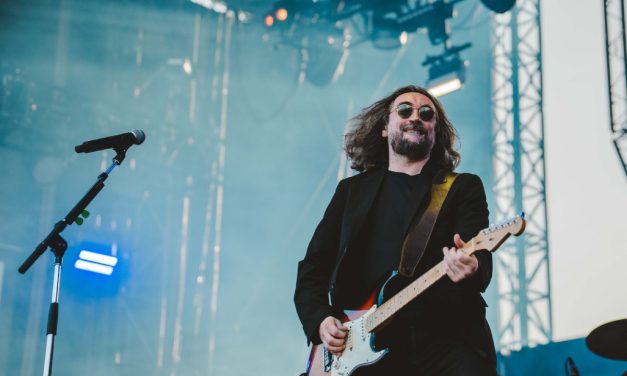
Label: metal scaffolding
xmin=490 ymin=0 xmax=553 ymax=350
xmin=603 ymin=0 xmax=627 ymax=177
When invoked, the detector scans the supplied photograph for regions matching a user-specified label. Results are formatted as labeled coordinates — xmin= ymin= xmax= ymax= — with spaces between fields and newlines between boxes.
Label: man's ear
xmin=382 ymin=127 xmax=388 ymax=138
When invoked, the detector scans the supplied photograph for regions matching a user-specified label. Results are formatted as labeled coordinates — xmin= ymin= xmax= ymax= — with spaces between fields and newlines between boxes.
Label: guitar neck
xmin=364 ymin=259 xmax=447 ymax=333
xmin=364 ymin=239 xmax=477 ymax=333
xmin=362 ymin=213 xmax=525 ymax=333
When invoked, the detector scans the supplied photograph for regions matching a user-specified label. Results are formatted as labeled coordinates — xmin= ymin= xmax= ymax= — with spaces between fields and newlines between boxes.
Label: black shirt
xmin=360 ymin=170 xmax=427 ymax=292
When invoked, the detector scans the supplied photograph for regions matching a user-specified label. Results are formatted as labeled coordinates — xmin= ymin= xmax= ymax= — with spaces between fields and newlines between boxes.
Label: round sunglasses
xmin=391 ymin=103 xmax=436 ymax=122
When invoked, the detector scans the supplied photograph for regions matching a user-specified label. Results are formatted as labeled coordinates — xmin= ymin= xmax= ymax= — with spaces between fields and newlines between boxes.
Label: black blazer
xmin=294 ymin=161 xmax=496 ymax=362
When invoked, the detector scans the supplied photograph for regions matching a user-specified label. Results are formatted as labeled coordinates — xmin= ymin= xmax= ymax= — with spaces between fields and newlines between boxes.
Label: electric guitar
xmin=303 ymin=213 xmax=526 ymax=376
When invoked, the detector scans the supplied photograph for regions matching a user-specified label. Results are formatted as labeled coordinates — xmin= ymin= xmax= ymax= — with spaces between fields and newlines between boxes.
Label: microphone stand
xmin=18 ymin=148 xmax=129 ymax=376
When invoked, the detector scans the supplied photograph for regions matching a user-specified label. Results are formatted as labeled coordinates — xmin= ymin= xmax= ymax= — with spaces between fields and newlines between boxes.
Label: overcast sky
xmin=542 ymin=0 xmax=627 ymax=341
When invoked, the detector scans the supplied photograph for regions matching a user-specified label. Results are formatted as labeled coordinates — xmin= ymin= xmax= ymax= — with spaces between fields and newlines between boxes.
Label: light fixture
xmin=189 ymin=0 xmax=228 ymax=13
xmin=275 ymin=7 xmax=288 ymax=22
xmin=427 ymin=72 xmax=464 ymax=97
xmin=74 ymin=249 xmax=118 ymax=276
xmin=264 ymin=14 xmax=274 ymax=27
xmin=399 ymin=31 xmax=409 ymax=46
xmin=423 ymin=43 xmax=470 ymax=97
xmin=182 ymin=59 xmax=193 ymax=75
xmin=237 ymin=10 xmax=252 ymax=23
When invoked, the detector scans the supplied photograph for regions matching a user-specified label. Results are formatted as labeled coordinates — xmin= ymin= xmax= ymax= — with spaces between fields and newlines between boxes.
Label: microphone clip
xmin=112 ymin=145 xmax=129 ymax=165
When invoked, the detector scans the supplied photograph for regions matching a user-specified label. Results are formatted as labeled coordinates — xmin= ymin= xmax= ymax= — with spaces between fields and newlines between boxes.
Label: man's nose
xmin=408 ymin=108 xmax=422 ymax=121
xmin=408 ymin=114 xmax=423 ymax=124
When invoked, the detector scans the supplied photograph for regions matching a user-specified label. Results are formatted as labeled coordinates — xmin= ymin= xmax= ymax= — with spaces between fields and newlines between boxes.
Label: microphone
xmin=75 ymin=129 xmax=145 ymax=154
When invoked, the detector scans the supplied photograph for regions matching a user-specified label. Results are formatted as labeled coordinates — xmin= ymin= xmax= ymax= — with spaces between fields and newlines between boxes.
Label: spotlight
xmin=363 ymin=0 xmax=463 ymax=49
xmin=212 ymin=1 xmax=228 ymax=14
xmin=276 ymin=7 xmax=288 ymax=21
xmin=182 ymin=58 xmax=193 ymax=75
xmin=237 ymin=10 xmax=252 ymax=23
xmin=266 ymin=1 xmax=300 ymax=27
xmin=189 ymin=0 xmax=228 ymax=14
xmin=399 ymin=31 xmax=409 ymax=46
xmin=264 ymin=14 xmax=275 ymax=27
xmin=427 ymin=70 xmax=465 ymax=97
xmin=423 ymin=43 xmax=470 ymax=97
xmin=74 ymin=249 xmax=118 ymax=276
xmin=65 ymin=241 xmax=127 ymax=299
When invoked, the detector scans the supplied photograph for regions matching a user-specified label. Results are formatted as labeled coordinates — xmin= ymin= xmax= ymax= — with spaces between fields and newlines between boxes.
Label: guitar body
xmin=306 ymin=306 xmax=387 ymax=376
xmin=306 ymin=272 xmax=405 ymax=376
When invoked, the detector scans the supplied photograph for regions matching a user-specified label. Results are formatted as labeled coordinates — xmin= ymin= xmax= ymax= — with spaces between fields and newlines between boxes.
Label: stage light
xmin=399 ymin=31 xmax=409 ymax=46
xmin=423 ymin=43 xmax=470 ymax=97
xmin=78 ymin=250 xmax=118 ymax=267
xmin=276 ymin=7 xmax=288 ymax=22
xmin=182 ymin=59 xmax=192 ymax=75
xmin=237 ymin=10 xmax=252 ymax=23
xmin=64 ymin=241 xmax=127 ymax=299
xmin=212 ymin=1 xmax=227 ymax=14
xmin=74 ymin=260 xmax=113 ymax=276
xmin=189 ymin=0 xmax=228 ymax=14
xmin=428 ymin=74 xmax=464 ymax=97
xmin=264 ymin=14 xmax=274 ymax=27
xmin=426 ymin=59 xmax=467 ymax=97
xmin=74 ymin=248 xmax=118 ymax=276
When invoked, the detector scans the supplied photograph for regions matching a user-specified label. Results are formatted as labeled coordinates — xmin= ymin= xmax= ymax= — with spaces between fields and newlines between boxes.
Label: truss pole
xmin=490 ymin=0 xmax=552 ymax=351
xmin=603 ymin=0 xmax=627 ymax=176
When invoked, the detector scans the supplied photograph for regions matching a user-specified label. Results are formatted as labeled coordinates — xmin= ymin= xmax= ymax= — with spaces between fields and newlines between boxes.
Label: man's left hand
xmin=442 ymin=234 xmax=478 ymax=282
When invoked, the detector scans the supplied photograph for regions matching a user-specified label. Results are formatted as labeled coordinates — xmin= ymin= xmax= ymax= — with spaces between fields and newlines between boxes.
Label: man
xmin=294 ymin=85 xmax=497 ymax=375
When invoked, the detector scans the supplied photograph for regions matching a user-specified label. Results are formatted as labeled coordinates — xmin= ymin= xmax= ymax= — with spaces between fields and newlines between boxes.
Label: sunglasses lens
xmin=397 ymin=104 xmax=413 ymax=119
xmin=419 ymin=106 xmax=435 ymax=122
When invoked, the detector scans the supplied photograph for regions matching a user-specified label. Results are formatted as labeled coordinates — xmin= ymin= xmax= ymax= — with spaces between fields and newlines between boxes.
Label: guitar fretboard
xmin=362 ymin=214 xmax=524 ymax=333
xmin=363 ymin=244 xmax=470 ymax=333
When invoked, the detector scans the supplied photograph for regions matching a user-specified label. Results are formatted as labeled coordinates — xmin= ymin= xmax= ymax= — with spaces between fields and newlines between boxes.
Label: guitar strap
xmin=398 ymin=170 xmax=457 ymax=277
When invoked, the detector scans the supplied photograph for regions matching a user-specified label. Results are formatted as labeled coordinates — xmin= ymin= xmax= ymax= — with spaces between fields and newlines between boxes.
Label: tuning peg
xmin=75 ymin=217 xmax=84 ymax=226
xmin=81 ymin=210 xmax=90 ymax=218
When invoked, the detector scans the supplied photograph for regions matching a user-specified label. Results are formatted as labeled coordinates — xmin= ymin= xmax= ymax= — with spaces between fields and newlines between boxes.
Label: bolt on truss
xmin=490 ymin=0 xmax=553 ymax=350
xmin=603 ymin=0 xmax=627 ymax=177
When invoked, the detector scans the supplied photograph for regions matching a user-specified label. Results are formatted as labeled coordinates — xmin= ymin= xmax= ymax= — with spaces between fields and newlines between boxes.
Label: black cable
xmin=564 ymin=357 xmax=580 ymax=376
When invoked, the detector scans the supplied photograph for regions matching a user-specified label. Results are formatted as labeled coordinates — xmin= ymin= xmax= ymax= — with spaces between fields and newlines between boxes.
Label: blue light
xmin=74 ymin=259 xmax=114 ymax=276
xmin=66 ymin=241 xmax=127 ymax=299
xmin=78 ymin=250 xmax=118 ymax=266
xmin=73 ymin=247 xmax=119 ymax=276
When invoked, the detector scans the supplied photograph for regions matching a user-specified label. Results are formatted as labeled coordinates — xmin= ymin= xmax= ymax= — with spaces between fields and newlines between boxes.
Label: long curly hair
xmin=344 ymin=85 xmax=460 ymax=172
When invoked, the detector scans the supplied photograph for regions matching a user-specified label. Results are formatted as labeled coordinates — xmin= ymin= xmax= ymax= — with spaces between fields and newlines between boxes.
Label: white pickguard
xmin=330 ymin=306 xmax=388 ymax=376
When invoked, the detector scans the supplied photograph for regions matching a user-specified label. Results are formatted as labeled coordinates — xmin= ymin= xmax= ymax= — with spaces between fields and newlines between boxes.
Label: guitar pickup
xmin=323 ymin=348 xmax=333 ymax=372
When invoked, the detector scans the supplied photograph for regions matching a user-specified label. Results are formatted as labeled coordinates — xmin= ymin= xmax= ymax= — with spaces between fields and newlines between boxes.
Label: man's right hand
xmin=319 ymin=316 xmax=348 ymax=356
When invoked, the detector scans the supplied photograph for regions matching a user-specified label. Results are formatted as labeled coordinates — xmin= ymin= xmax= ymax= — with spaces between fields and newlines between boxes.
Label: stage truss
xmin=490 ymin=0 xmax=553 ymax=350
xmin=603 ymin=0 xmax=627 ymax=177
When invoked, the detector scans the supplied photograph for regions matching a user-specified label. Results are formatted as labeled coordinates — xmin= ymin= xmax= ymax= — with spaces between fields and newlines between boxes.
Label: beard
xmin=389 ymin=129 xmax=433 ymax=161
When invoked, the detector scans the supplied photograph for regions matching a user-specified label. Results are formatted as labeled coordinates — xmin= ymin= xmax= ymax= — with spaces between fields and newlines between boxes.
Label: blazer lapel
xmin=343 ymin=169 xmax=385 ymax=247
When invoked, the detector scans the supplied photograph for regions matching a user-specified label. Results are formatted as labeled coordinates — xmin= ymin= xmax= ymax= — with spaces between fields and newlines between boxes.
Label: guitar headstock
xmin=471 ymin=213 xmax=526 ymax=253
